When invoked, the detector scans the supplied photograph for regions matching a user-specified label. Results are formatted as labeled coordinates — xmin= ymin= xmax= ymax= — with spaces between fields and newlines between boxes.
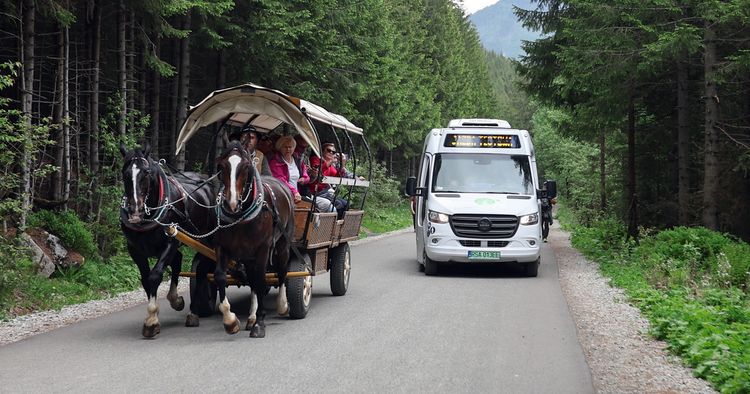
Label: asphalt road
xmin=0 ymin=231 xmax=593 ymax=393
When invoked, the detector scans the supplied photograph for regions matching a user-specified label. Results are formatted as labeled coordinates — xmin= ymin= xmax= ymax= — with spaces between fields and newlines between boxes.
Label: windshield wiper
xmin=483 ymin=191 xmax=520 ymax=195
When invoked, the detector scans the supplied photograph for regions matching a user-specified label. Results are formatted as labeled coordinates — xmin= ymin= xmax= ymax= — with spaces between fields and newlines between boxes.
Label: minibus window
xmin=431 ymin=153 xmax=534 ymax=195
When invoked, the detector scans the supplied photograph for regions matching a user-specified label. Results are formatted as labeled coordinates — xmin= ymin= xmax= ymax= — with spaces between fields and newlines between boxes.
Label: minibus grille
xmin=458 ymin=240 xmax=510 ymax=247
xmin=450 ymin=214 xmax=519 ymax=239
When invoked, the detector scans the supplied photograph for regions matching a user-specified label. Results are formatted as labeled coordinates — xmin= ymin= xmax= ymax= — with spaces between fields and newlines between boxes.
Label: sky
xmin=455 ymin=0 xmax=500 ymax=15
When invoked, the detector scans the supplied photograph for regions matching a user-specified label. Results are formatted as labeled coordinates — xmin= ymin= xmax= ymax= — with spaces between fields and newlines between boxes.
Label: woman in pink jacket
xmin=268 ymin=135 xmax=310 ymax=203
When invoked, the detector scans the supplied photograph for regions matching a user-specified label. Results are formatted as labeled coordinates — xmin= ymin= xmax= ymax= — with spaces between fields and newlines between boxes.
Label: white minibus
xmin=406 ymin=119 xmax=556 ymax=276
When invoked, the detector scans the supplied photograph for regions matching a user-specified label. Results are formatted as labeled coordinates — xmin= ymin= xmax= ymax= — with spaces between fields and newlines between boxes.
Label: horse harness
xmin=120 ymin=158 xmax=201 ymax=234
xmin=216 ymin=162 xmax=307 ymax=268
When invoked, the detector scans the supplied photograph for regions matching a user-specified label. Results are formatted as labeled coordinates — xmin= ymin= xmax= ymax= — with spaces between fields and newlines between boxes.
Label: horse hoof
xmin=245 ymin=317 xmax=256 ymax=331
xmin=185 ymin=313 xmax=200 ymax=327
xmin=249 ymin=324 xmax=266 ymax=338
xmin=277 ymin=304 xmax=289 ymax=317
xmin=224 ymin=319 xmax=240 ymax=335
xmin=142 ymin=323 xmax=161 ymax=338
xmin=171 ymin=296 xmax=185 ymax=311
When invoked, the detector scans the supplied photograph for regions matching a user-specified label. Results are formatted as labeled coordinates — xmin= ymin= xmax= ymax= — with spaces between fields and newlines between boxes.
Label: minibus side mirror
xmin=406 ymin=177 xmax=417 ymax=196
xmin=544 ymin=180 xmax=557 ymax=199
xmin=405 ymin=177 xmax=424 ymax=197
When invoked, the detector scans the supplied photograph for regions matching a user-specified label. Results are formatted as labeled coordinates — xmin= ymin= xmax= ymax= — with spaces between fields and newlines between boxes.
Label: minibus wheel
xmin=423 ymin=250 xmax=439 ymax=276
xmin=525 ymin=258 xmax=540 ymax=277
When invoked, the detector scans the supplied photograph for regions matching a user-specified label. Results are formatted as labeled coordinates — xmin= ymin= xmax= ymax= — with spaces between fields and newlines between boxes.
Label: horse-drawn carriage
xmin=120 ymin=84 xmax=370 ymax=337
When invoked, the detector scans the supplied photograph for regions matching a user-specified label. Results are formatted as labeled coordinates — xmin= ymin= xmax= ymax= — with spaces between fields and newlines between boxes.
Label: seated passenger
xmin=229 ymin=125 xmax=271 ymax=176
xmin=269 ymin=135 xmax=310 ymax=203
xmin=309 ymin=142 xmax=349 ymax=214
xmin=294 ymin=134 xmax=312 ymax=196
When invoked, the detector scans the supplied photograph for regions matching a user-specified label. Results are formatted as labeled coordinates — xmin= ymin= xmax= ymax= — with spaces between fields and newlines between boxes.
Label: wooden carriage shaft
xmin=166 ymin=226 xmax=311 ymax=279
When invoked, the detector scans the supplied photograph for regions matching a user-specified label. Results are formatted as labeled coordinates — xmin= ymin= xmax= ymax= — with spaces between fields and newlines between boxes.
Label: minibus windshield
xmin=432 ymin=153 xmax=534 ymax=195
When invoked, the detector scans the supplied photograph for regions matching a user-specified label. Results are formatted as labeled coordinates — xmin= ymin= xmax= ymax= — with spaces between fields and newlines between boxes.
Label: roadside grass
xmin=360 ymin=202 xmax=412 ymax=236
xmin=559 ymin=205 xmax=750 ymax=393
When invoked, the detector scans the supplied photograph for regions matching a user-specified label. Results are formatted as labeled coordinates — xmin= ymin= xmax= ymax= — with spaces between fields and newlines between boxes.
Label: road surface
xmin=0 ymin=231 xmax=593 ymax=393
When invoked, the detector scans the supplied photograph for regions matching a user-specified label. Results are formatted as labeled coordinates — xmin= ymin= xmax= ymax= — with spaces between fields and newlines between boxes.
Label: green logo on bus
xmin=475 ymin=198 xmax=496 ymax=205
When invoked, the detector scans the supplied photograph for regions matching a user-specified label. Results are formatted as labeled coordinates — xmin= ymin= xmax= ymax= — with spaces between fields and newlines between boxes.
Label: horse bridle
xmin=218 ymin=149 xmax=265 ymax=222
xmin=121 ymin=155 xmax=170 ymax=227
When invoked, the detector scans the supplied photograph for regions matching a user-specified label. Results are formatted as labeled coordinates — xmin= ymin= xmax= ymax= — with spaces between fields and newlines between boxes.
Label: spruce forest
xmin=0 ymin=0 xmax=497 ymax=235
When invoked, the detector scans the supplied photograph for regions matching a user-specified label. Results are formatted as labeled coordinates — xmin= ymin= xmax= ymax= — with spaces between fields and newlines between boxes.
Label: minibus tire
xmin=525 ymin=258 xmax=540 ymax=277
xmin=423 ymin=251 xmax=439 ymax=276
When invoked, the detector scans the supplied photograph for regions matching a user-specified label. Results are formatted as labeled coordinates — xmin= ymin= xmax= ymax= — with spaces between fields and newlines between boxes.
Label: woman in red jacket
xmin=308 ymin=142 xmax=348 ymax=214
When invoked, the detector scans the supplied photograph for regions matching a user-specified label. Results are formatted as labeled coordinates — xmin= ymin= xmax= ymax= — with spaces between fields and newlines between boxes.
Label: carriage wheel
xmin=286 ymin=255 xmax=312 ymax=319
xmin=329 ymin=243 xmax=350 ymax=296
xmin=189 ymin=256 xmax=218 ymax=317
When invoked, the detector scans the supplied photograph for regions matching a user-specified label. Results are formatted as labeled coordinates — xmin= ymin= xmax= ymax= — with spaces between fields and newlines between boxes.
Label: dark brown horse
xmin=120 ymin=143 xmax=217 ymax=337
xmin=214 ymin=141 xmax=295 ymax=337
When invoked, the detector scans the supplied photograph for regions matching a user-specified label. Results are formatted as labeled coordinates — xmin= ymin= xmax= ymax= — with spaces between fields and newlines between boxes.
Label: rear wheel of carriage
xmin=287 ymin=255 xmax=312 ymax=319
xmin=189 ymin=256 xmax=218 ymax=317
xmin=329 ymin=243 xmax=351 ymax=296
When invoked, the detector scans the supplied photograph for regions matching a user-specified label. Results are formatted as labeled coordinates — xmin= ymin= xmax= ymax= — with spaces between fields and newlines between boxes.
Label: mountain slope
xmin=469 ymin=0 xmax=541 ymax=59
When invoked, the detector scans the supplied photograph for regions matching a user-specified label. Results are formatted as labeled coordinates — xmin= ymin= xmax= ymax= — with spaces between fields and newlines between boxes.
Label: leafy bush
xmin=0 ymin=236 xmax=29 ymax=320
xmin=634 ymin=227 xmax=750 ymax=291
xmin=349 ymin=161 xmax=405 ymax=209
xmin=27 ymin=210 xmax=99 ymax=259
xmin=566 ymin=214 xmax=750 ymax=392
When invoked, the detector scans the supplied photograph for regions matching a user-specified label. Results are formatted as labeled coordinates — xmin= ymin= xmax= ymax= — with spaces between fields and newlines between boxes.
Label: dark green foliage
xmin=635 ymin=227 xmax=750 ymax=291
xmin=567 ymin=212 xmax=750 ymax=392
xmin=0 ymin=236 xmax=28 ymax=320
xmin=354 ymin=161 xmax=403 ymax=210
xmin=27 ymin=210 xmax=98 ymax=259
xmin=516 ymin=0 xmax=750 ymax=239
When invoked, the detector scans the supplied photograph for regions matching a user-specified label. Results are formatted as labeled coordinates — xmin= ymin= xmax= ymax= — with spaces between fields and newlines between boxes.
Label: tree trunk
xmin=89 ymin=1 xmax=101 ymax=175
xmin=127 ymin=10 xmax=136 ymax=126
xmin=117 ymin=0 xmax=127 ymax=139
xmin=62 ymin=24 xmax=71 ymax=209
xmin=702 ymin=21 xmax=720 ymax=230
xmin=210 ymin=48 xmax=227 ymax=171
xmin=599 ymin=129 xmax=606 ymax=211
xmin=88 ymin=1 xmax=101 ymax=217
xmin=677 ymin=58 xmax=690 ymax=225
xmin=20 ymin=0 xmax=36 ymax=230
xmin=627 ymin=95 xmax=638 ymax=240
xmin=53 ymin=28 xmax=65 ymax=203
xmin=169 ymin=35 xmax=180 ymax=165
xmin=175 ymin=12 xmax=191 ymax=170
xmin=150 ymin=40 xmax=161 ymax=157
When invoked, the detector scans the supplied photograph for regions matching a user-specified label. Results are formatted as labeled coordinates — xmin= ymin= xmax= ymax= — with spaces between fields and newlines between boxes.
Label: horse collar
xmin=219 ymin=163 xmax=265 ymax=224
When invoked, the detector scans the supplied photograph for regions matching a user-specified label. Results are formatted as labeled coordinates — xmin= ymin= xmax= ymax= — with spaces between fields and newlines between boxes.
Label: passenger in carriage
xmin=293 ymin=134 xmax=311 ymax=196
xmin=269 ymin=135 xmax=310 ymax=204
xmin=308 ymin=142 xmax=349 ymax=215
xmin=256 ymin=131 xmax=277 ymax=158
xmin=230 ymin=125 xmax=271 ymax=176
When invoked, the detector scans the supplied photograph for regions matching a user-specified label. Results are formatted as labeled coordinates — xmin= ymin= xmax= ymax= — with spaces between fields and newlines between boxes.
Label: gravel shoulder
xmin=550 ymin=222 xmax=716 ymax=393
xmin=0 ymin=226 xmax=718 ymax=393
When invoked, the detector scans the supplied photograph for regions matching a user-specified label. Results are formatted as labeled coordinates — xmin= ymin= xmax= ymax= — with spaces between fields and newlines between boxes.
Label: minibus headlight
xmin=428 ymin=210 xmax=450 ymax=224
xmin=520 ymin=213 xmax=538 ymax=225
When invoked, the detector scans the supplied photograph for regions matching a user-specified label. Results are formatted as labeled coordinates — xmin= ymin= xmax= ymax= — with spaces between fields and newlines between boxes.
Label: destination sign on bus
xmin=443 ymin=134 xmax=521 ymax=149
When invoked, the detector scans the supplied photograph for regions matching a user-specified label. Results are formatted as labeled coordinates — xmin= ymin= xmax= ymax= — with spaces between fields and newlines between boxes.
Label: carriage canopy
xmin=174 ymin=83 xmax=363 ymax=157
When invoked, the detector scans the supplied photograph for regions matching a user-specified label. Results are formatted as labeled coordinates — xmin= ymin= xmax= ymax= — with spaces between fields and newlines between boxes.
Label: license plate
xmin=468 ymin=251 xmax=500 ymax=260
